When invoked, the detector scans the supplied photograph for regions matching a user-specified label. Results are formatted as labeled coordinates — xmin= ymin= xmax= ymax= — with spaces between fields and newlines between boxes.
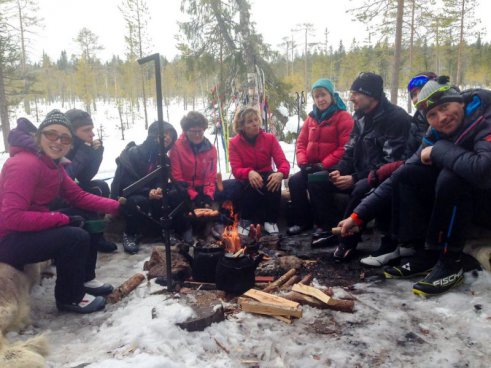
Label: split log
xmin=263 ymin=269 xmax=296 ymax=293
xmin=238 ymin=297 xmax=302 ymax=319
xmin=107 ymin=273 xmax=145 ymax=304
xmin=299 ymin=273 xmax=313 ymax=285
xmin=292 ymin=283 xmax=331 ymax=304
xmin=243 ymin=289 xmax=299 ymax=308
xmin=285 ymin=292 xmax=354 ymax=313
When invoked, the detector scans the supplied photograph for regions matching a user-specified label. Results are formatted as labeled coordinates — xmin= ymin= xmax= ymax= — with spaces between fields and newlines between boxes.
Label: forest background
xmin=0 ymin=0 xmax=490 ymax=150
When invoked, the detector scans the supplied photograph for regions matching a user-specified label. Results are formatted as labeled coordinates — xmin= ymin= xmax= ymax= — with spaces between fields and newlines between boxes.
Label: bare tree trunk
xmin=390 ymin=0 xmax=404 ymax=104
xmin=0 ymin=64 xmax=10 ymax=152
xmin=456 ymin=0 xmax=465 ymax=86
xmin=407 ymin=0 xmax=416 ymax=113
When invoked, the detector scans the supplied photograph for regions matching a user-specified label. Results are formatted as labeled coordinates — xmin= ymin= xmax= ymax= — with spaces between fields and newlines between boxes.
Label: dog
xmin=0 ymin=262 xmax=50 ymax=367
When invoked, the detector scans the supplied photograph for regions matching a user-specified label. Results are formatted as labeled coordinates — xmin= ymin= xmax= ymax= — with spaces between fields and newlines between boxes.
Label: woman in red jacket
xmin=229 ymin=107 xmax=290 ymax=235
xmin=0 ymin=110 xmax=121 ymax=314
xmin=287 ymin=79 xmax=354 ymax=236
xmin=169 ymin=111 xmax=217 ymax=243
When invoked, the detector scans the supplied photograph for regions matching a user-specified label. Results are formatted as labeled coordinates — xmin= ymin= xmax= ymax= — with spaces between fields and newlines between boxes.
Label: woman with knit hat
xmin=0 ymin=109 xmax=122 ymax=314
xmin=286 ymin=78 xmax=354 ymax=236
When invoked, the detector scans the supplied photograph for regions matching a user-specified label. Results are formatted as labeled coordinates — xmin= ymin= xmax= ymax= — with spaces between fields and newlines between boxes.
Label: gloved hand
xmin=300 ymin=163 xmax=323 ymax=174
xmin=68 ymin=215 xmax=85 ymax=228
xmin=194 ymin=194 xmax=212 ymax=208
xmin=368 ymin=161 xmax=404 ymax=188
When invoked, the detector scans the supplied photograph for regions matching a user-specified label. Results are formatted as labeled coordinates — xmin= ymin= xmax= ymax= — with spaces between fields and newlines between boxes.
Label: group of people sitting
xmin=0 ymin=71 xmax=490 ymax=315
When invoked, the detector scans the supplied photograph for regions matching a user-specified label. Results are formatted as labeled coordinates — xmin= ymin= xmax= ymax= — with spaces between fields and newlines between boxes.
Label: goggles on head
xmin=407 ymin=75 xmax=431 ymax=93
xmin=415 ymin=85 xmax=453 ymax=112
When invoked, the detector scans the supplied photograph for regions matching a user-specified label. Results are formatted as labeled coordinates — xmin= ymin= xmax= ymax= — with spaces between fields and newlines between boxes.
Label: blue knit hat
xmin=311 ymin=78 xmax=347 ymax=110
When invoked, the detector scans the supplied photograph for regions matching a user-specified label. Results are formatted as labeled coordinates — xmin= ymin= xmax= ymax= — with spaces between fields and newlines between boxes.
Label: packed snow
xmin=1 ymin=99 xmax=491 ymax=367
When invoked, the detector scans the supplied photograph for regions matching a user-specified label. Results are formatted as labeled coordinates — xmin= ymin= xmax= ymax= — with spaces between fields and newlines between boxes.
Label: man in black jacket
xmin=65 ymin=109 xmax=116 ymax=253
xmin=339 ymin=77 xmax=491 ymax=296
xmin=308 ymin=72 xmax=411 ymax=260
xmin=111 ymin=121 xmax=178 ymax=254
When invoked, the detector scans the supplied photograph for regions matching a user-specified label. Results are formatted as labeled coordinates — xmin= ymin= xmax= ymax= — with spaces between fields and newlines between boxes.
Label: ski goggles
xmin=41 ymin=130 xmax=73 ymax=145
xmin=407 ymin=75 xmax=431 ymax=93
xmin=415 ymin=85 xmax=455 ymax=112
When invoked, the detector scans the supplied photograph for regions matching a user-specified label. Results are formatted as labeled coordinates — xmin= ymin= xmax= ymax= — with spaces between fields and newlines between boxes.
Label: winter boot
xmin=264 ymin=222 xmax=279 ymax=235
xmin=412 ymin=254 xmax=464 ymax=297
xmin=56 ymin=294 xmax=106 ymax=314
xmin=84 ymin=279 xmax=114 ymax=296
xmin=384 ymin=249 xmax=438 ymax=279
xmin=122 ymin=233 xmax=139 ymax=255
xmin=332 ymin=243 xmax=355 ymax=262
xmin=97 ymin=237 xmax=117 ymax=253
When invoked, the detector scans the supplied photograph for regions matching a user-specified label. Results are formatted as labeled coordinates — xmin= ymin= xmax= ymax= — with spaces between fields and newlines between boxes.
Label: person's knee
xmin=435 ymin=169 xmax=467 ymax=199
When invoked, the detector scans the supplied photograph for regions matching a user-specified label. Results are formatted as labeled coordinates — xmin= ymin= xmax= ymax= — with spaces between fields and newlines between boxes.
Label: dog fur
xmin=0 ymin=262 xmax=49 ymax=367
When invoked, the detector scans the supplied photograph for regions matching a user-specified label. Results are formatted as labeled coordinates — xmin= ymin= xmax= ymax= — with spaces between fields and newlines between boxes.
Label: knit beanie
xmin=407 ymin=72 xmax=437 ymax=93
xmin=350 ymin=72 xmax=384 ymax=99
xmin=65 ymin=109 xmax=93 ymax=130
xmin=311 ymin=78 xmax=347 ymax=111
xmin=38 ymin=109 xmax=72 ymax=132
xmin=415 ymin=76 xmax=463 ymax=115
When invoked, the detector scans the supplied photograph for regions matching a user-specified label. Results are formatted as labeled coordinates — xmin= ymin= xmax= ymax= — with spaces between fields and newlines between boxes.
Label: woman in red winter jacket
xmin=228 ymin=107 xmax=290 ymax=235
xmin=0 ymin=110 xmax=122 ymax=314
xmin=287 ymin=78 xmax=353 ymax=236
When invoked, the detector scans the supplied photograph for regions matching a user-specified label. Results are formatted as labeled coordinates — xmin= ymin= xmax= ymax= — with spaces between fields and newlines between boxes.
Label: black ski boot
xmin=412 ymin=254 xmax=464 ymax=297
xmin=384 ymin=249 xmax=438 ymax=279
xmin=123 ymin=233 xmax=139 ymax=255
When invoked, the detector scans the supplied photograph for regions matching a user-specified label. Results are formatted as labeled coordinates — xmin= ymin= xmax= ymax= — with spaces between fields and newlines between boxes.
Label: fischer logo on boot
xmin=432 ymin=269 xmax=463 ymax=287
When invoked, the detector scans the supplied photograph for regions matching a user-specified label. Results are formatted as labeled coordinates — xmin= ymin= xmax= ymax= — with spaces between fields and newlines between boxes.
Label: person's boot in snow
xmin=96 ymin=235 xmax=117 ymax=253
xmin=122 ymin=233 xmax=139 ymax=254
xmin=56 ymin=293 xmax=106 ymax=314
xmin=384 ymin=249 xmax=438 ymax=279
xmin=412 ymin=253 xmax=464 ymax=297
xmin=264 ymin=222 xmax=279 ymax=235
xmin=84 ymin=279 xmax=114 ymax=296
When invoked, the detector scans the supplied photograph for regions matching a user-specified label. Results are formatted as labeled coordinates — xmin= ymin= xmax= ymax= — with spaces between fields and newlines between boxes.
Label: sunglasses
xmin=415 ymin=85 xmax=452 ymax=112
xmin=41 ymin=130 xmax=72 ymax=145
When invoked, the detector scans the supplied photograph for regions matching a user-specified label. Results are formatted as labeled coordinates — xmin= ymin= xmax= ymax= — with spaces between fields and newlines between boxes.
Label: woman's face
xmin=185 ymin=126 xmax=205 ymax=145
xmin=39 ymin=124 xmax=72 ymax=160
xmin=313 ymin=88 xmax=333 ymax=111
xmin=242 ymin=112 xmax=260 ymax=138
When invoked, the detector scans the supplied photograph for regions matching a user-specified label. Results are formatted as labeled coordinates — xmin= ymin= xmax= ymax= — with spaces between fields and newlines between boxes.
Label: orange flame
xmin=221 ymin=200 xmax=241 ymax=254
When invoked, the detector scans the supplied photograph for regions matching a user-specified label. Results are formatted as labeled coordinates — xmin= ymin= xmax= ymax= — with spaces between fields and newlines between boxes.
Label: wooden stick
xmin=280 ymin=275 xmax=301 ymax=290
xmin=284 ymin=292 xmax=355 ymax=313
xmin=299 ymin=273 xmax=313 ymax=285
xmin=238 ymin=297 xmax=302 ymax=318
xmin=292 ymin=283 xmax=331 ymax=304
xmin=332 ymin=226 xmax=359 ymax=235
xmin=263 ymin=269 xmax=296 ymax=293
xmin=107 ymin=273 xmax=145 ymax=304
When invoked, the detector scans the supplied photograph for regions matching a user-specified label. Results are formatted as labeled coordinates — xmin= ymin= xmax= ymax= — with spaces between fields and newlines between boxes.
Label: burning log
xmin=263 ymin=269 xmax=296 ymax=293
xmin=107 ymin=273 xmax=145 ymax=304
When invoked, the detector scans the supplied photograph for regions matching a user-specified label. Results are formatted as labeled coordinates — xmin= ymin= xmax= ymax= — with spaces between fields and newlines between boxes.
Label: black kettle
xmin=180 ymin=243 xmax=225 ymax=283
xmin=215 ymin=253 xmax=263 ymax=294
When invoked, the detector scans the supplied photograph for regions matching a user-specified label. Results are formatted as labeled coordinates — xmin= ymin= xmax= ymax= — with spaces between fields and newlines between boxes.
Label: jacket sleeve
xmin=321 ymin=112 xmax=354 ymax=169
xmin=380 ymin=110 xmax=411 ymax=165
xmin=0 ymin=158 xmax=70 ymax=232
xmin=59 ymin=169 xmax=120 ymax=215
xmin=336 ymin=120 xmax=359 ymax=175
xmin=295 ymin=118 xmax=310 ymax=166
xmin=76 ymin=146 xmax=104 ymax=185
xmin=202 ymin=147 xmax=218 ymax=200
xmin=229 ymin=138 xmax=252 ymax=181
xmin=271 ymin=136 xmax=290 ymax=178
xmin=431 ymin=138 xmax=491 ymax=189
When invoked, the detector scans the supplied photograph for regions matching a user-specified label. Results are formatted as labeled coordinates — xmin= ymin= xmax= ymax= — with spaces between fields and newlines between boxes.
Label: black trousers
xmin=0 ymin=226 xmax=92 ymax=304
xmin=240 ymin=172 xmax=281 ymax=224
xmin=395 ymin=164 xmax=473 ymax=253
xmin=308 ymin=174 xmax=372 ymax=230
xmin=288 ymin=170 xmax=314 ymax=227
xmin=81 ymin=179 xmax=110 ymax=198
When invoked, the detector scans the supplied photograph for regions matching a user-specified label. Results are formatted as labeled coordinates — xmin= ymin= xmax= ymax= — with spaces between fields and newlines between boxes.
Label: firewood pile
xmin=143 ymin=246 xmax=192 ymax=281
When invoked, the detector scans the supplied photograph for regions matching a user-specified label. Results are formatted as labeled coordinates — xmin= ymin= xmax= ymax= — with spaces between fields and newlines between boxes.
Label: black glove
xmin=68 ymin=215 xmax=85 ymax=228
xmin=194 ymin=194 xmax=212 ymax=208
xmin=300 ymin=163 xmax=323 ymax=174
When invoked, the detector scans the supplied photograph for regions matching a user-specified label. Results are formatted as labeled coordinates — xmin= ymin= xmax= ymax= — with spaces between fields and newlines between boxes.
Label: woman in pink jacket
xmin=169 ymin=111 xmax=217 ymax=243
xmin=287 ymin=79 xmax=353 ymax=236
xmin=0 ymin=110 xmax=121 ymax=314
xmin=229 ymin=107 xmax=290 ymax=235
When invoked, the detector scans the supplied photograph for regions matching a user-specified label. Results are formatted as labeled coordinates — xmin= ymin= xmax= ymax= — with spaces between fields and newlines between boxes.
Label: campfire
xmin=220 ymin=201 xmax=261 ymax=255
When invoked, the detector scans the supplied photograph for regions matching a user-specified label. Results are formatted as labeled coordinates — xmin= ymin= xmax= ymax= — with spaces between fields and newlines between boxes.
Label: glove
xmin=194 ymin=194 xmax=212 ymax=208
xmin=300 ymin=163 xmax=323 ymax=175
xmin=368 ymin=161 xmax=404 ymax=188
xmin=68 ymin=215 xmax=85 ymax=228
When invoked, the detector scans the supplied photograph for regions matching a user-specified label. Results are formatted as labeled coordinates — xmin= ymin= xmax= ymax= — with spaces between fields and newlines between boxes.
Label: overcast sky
xmin=31 ymin=0 xmax=490 ymax=63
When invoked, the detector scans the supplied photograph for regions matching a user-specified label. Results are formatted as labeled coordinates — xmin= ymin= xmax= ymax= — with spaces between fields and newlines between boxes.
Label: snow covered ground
xmin=2 ymin=99 xmax=491 ymax=367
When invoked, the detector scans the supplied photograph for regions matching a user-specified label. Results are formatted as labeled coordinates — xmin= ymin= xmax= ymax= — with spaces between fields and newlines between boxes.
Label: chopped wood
xmin=263 ymin=269 xmax=296 ymax=293
xmin=238 ymin=297 xmax=302 ymax=318
xmin=255 ymin=275 xmax=274 ymax=283
xmin=280 ymin=275 xmax=301 ymax=290
xmin=299 ymin=273 xmax=313 ymax=285
xmin=107 ymin=273 xmax=145 ymax=304
xmin=292 ymin=283 xmax=331 ymax=304
xmin=285 ymin=292 xmax=355 ymax=313
xmin=273 ymin=315 xmax=293 ymax=324
xmin=243 ymin=289 xmax=299 ymax=308
xmin=332 ymin=226 xmax=359 ymax=235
